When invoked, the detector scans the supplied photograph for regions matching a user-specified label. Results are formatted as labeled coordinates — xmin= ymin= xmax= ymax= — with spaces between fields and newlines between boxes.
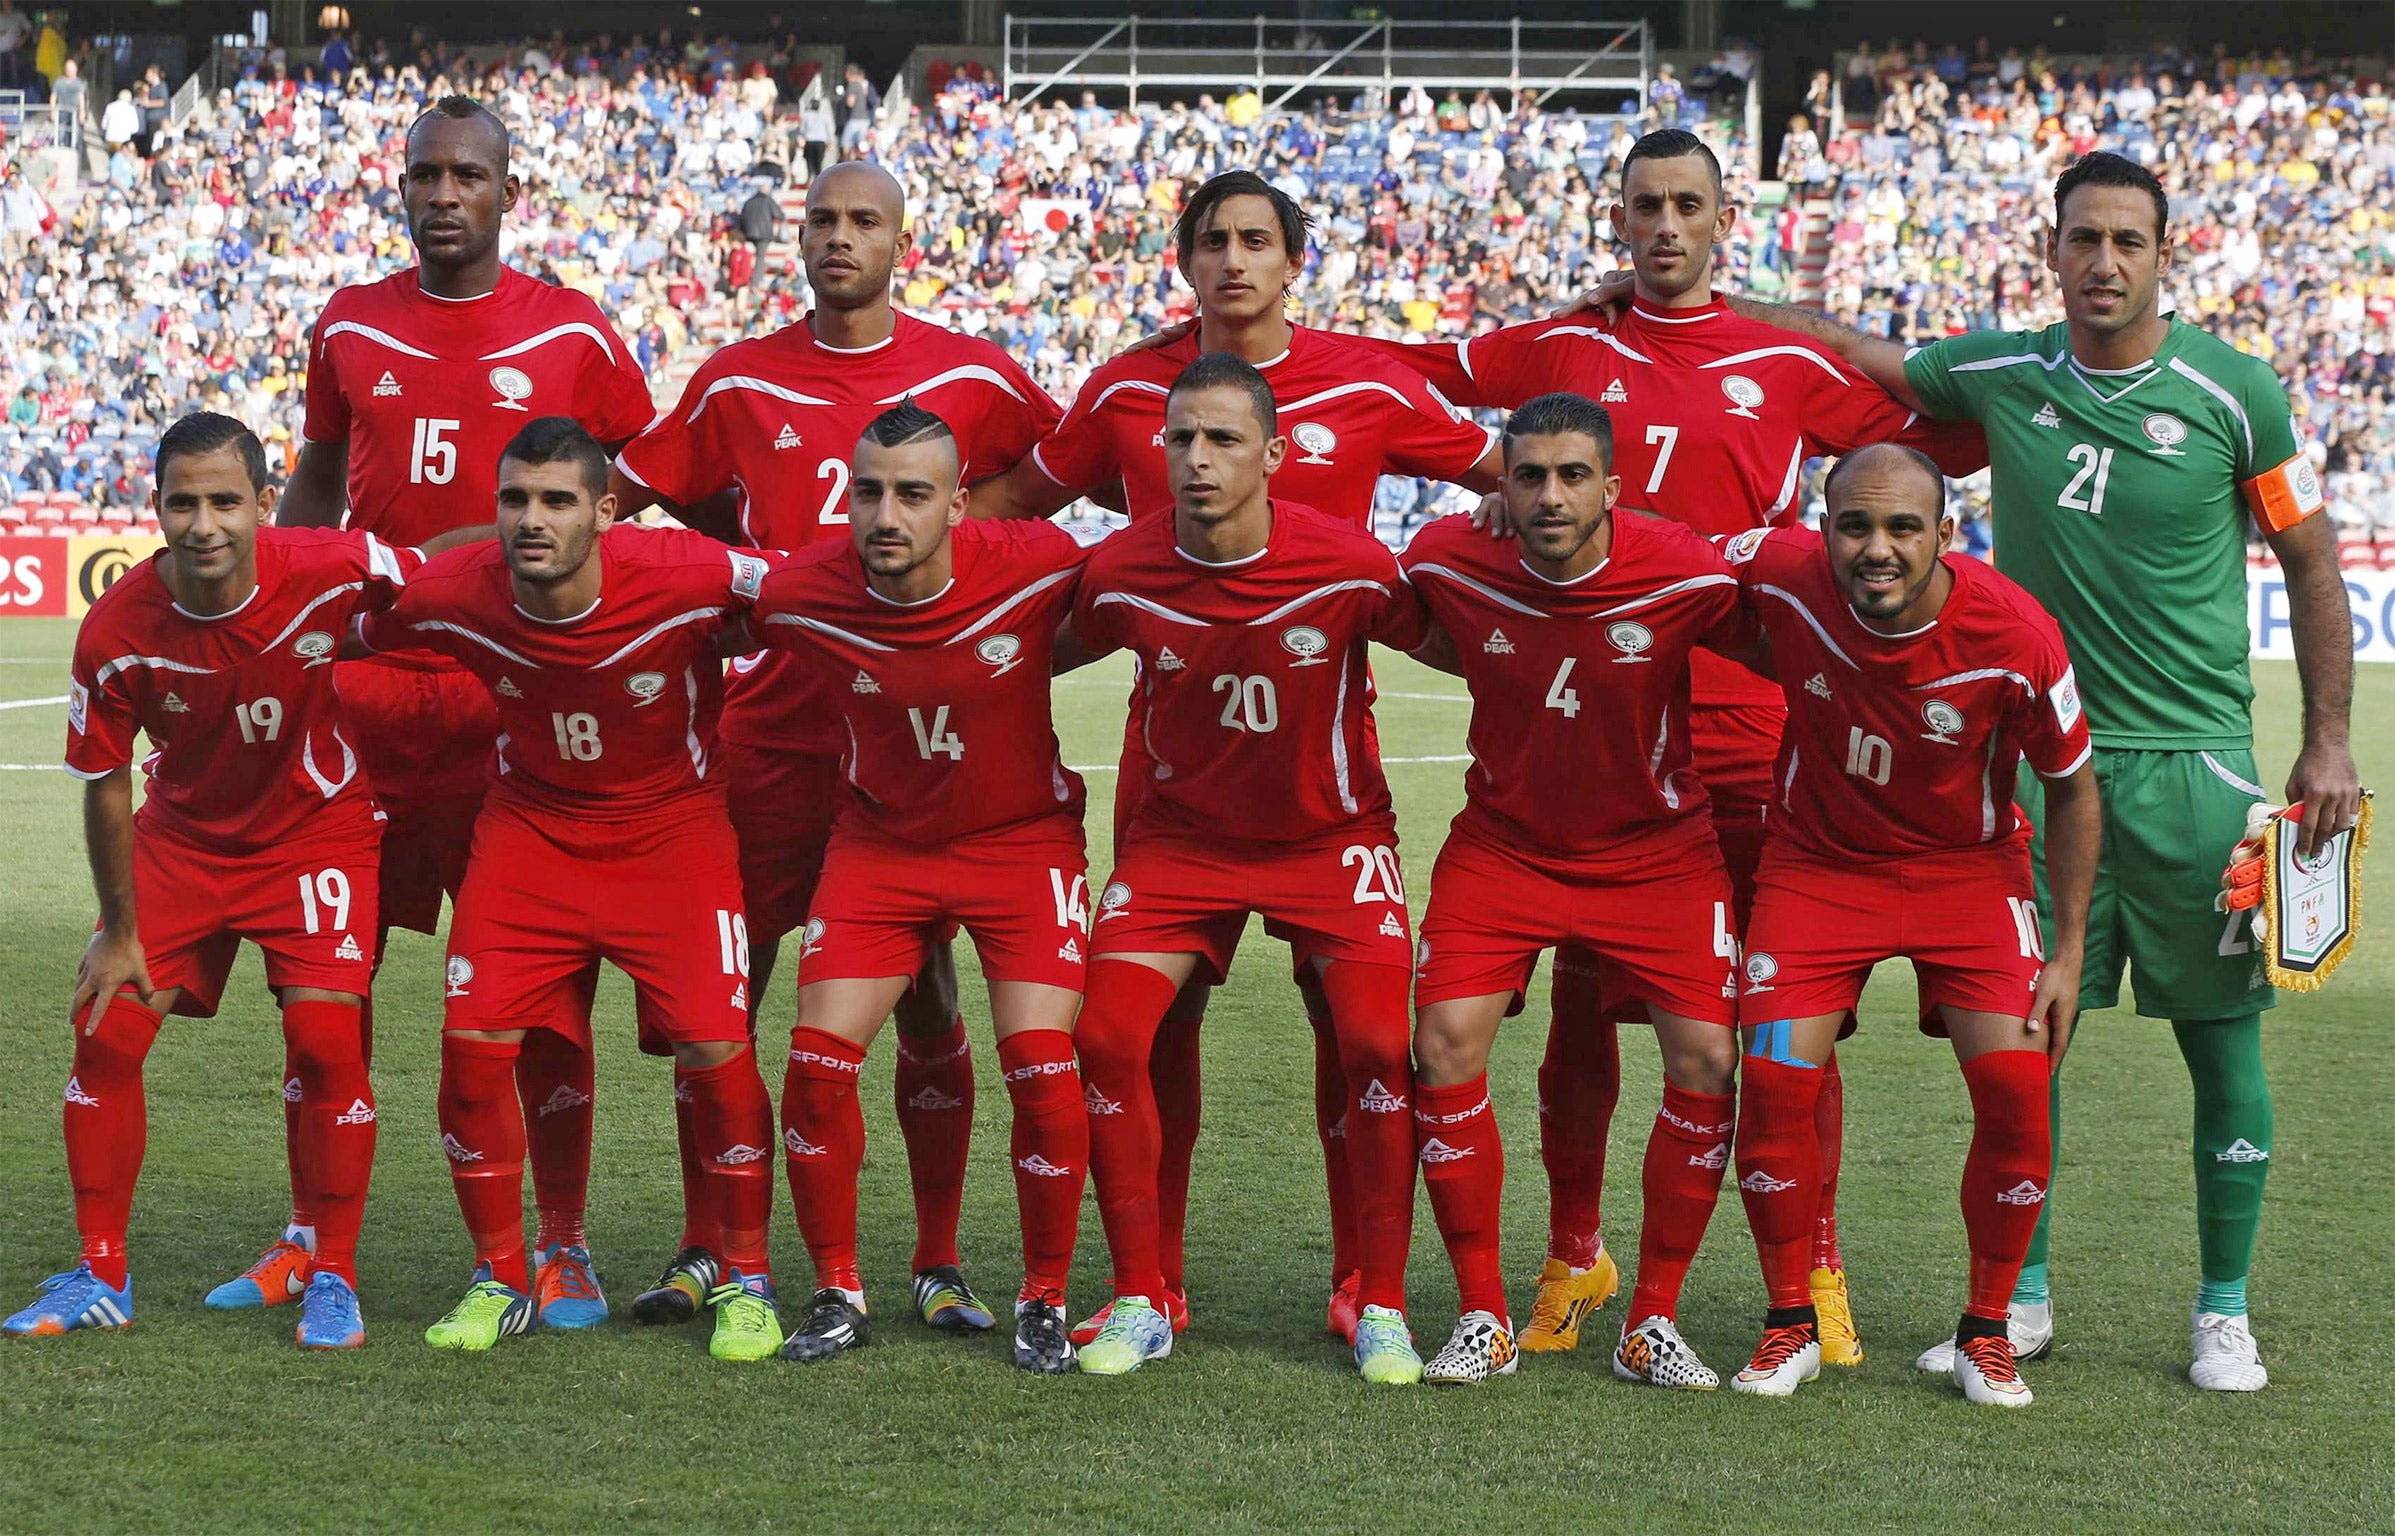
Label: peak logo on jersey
xmin=488 ymin=366 xmax=535 ymax=412
xmin=1921 ymin=697 xmax=1965 ymax=745
xmin=1357 ymin=1079 xmax=1409 ymax=1114
xmin=63 ymin=1076 xmax=99 ymax=1107
xmin=1722 ymin=527 xmax=1770 ymax=565
xmin=293 ymin=630 xmax=337 ymax=667
xmin=496 ymin=676 xmax=524 ymax=699
xmin=1993 ymin=1180 xmax=2049 ymax=1206
xmin=1017 ymin=1153 xmax=1074 ymax=1177
xmin=2030 ymin=402 xmax=2061 ymax=429
xmin=539 ymin=1085 xmax=592 ymax=1117
xmin=783 ymin=1128 xmax=828 ymax=1157
xmin=1058 ymin=936 xmax=1083 ymax=964
xmin=1806 ymin=673 xmax=1833 ymax=700
xmin=1720 ymin=374 xmax=1766 ymax=418
xmin=374 ymin=370 xmax=403 ymax=398
xmin=441 ymin=1133 xmax=483 ymax=1164
xmin=1743 ymin=952 xmax=1778 ymax=991
xmin=283 ymin=1076 xmax=304 ymax=1104
xmin=2141 ymin=412 xmax=2189 ymax=455
xmin=1378 ymin=909 xmax=1406 ymax=938
xmin=1291 ymin=421 xmax=1338 ymax=464
xmin=976 ymin=633 xmax=1026 ymax=676
xmin=1601 ymin=378 xmax=1629 ymax=404
xmin=161 ymin=690 xmax=191 ymax=713
xmin=714 ymin=1143 xmax=771 ymax=1166
xmin=335 ymin=1097 xmax=377 ymax=1126
xmin=1483 ymin=628 xmax=1515 ymax=654
xmin=800 ymin=917 xmax=826 ymax=958
xmin=444 ymin=954 xmax=474 ymax=997
xmin=625 ymin=670 xmax=668 ymax=706
xmin=1084 ymin=1083 xmax=1123 ymax=1115
xmin=1607 ymin=620 xmax=1654 ymax=662
xmin=907 ymin=1084 xmax=966 ymax=1112
xmin=1280 ymin=625 xmax=1330 ymax=666
xmin=1690 ymin=1142 xmax=1729 ymax=1170
xmin=729 ymin=981 xmax=747 ymax=1011
xmin=773 ymin=422 xmax=802 ymax=450
xmin=1418 ymin=1138 xmax=1476 ymax=1164
xmin=1154 ymin=646 xmax=1186 ymax=672
xmin=852 ymin=670 xmax=880 ymax=694
xmin=333 ymin=933 xmax=364 ymax=961
xmin=1740 ymin=1168 xmax=1796 ymax=1193
xmin=2215 ymin=1138 xmax=2271 ymax=1163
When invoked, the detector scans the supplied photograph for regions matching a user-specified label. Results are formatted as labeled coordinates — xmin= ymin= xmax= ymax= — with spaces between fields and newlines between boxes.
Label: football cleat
xmin=1810 ymin=1265 xmax=1863 ymax=1366
xmin=1613 ymin=1315 xmax=1720 ymax=1390
xmin=1519 ymin=1250 xmax=1620 ymax=1353
xmin=2189 ymin=1311 xmax=2268 ymax=1392
xmin=1013 ymin=1294 xmax=1075 ymax=1375
xmin=631 ymin=1246 xmax=721 ymax=1326
xmin=1352 ymin=1304 xmax=1424 ymax=1386
xmin=912 ymin=1264 xmax=995 ymax=1332
xmin=5 ymin=1265 xmax=133 ymax=1337
xmin=424 ymin=1267 xmax=536 ymax=1351
xmin=1916 ymin=1298 xmax=2054 ymax=1373
xmin=1953 ymin=1330 xmax=2035 ymax=1406
xmin=1731 ymin=1321 xmax=1822 ymax=1397
xmin=706 ymin=1272 xmax=783 ymax=1362
xmin=779 ymin=1288 xmax=870 ymax=1364
xmin=1070 ymin=1284 xmax=1189 ymax=1348
xmin=532 ymin=1244 xmax=609 ymax=1330
xmin=1077 ymin=1295 xmax=1174 ymax=1376
xmin=295 ymin=1272 xmax=366 ymax=1349
xmin=1424 ymin=1310 xmax=1518 ymax=1385
xmin=205 ymin=1238 xmax=312 ymax=1309
xmin=1326 ymin=1269 xmax=1362 ymax=1346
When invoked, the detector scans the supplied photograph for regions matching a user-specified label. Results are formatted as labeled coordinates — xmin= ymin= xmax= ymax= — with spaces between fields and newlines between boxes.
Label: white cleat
xmin=1612 ymin=1315 xmax=1720 ymax=1391
xmin=1730 ymin=1323 xmax=1822 ymax=1398
xmin=1423 ymin=1310 xmax=1519 ymax=1385
xmin=1953 ymin=1332 xmax=2036 ymax=1407
xmin=1917 ymin=1299 xmax=2054 ymax=1372
xmin=2189 ymin=1311 xmax=2268 ymax=1392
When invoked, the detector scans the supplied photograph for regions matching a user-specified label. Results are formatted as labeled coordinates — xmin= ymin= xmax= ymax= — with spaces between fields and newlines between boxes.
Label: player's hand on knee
xmin=2026 ymin=963 xmax=2078 ymax=1064
xmin=73 ymin=927 xmax=153 ymax=1031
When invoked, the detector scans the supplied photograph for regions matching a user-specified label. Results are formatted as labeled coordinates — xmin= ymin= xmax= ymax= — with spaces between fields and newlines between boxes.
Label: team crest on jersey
xmin=1720 ymin=374 xmax=1766 ymax=418
xmin=373 ymin=370 xmax=403 ymax=398
xmin=977 ymin=633 xmax=1026 ymax=675
xmin=1600 ymin=378 xmax=1629 ymax=404
xmin=2030 ymin=402 xmax=2061 ymax=429
xmin=1291 ymin=421 xmax=1338 ymax=464
xmin=1606 ymin=620 xmax=1654 ymax=663
xmin=1921 ymin=698 xmax=1965 ymax=744
xmin=625 ymin=670 xmax=668 ymax=706
xmin=773 ymin=423 xmax=802 ymax=450
xmin=68 ymin=679 xmax=88 ymax=732
xmin=1483 ymin=629 xmax=1514 ymax=654
xmin=727 ymin=552 xmax=769 ymax=600
xmin=1743 ymin=951 xmax=1777 ymax=992
xmin=2141 ymin=412 xmax=2188 ymax=456
xmin=496 ymin=676 xmax=524 ymax=698
xmin=1721 ymin=527 xmax=1770 ymax=565
xmin=293 ymin=630 xmax=337 ymax=667
xmin=488 ymin=366 xmax=535 ymax=412
xmin=1097 ymin=881 xmax=1132 ymax=921
xmin=800 ymin=917 xmax=826 ymax=958
xmin=1280 ymin=625 xmax=1330 ymax=666
xmin=444 ymin=955 xmax=474 ymax=997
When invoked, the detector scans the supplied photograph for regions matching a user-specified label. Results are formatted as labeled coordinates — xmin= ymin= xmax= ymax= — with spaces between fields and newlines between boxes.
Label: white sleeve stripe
xmin=2037 ymin=743 xmax=2095 ymax=781
xmin=1753 ymin=584 xmax=1860 ymax=669
xmin=947 ymin=568 xmax=1080 ymax=644
xmin=2168 ymin=357 xmax=2256 ymax=462
xmin=320 ymin=319 xmax=439 ymax=359
xmin=758 ymin=612 xmax=899 ymax=651
xmin=480 ymin=322 xmax=619 ymax=366
xmin=1698 ymin=345 xmax=1850 ymax=383
xmin=1027 ymin=441 xmax=1071 ymax=488
xmin=1405 ymin=562 xmax=1548 ymax=618
xmin=263 ymin=581 xmax=367 ymax=653
xmin=1089 ymin=591 xmax=1208 ymax=626
xmin=62 ymin=761 xmax=117 ymax=781
xmin=1248 ymin=580 xmax=1392 ymax=626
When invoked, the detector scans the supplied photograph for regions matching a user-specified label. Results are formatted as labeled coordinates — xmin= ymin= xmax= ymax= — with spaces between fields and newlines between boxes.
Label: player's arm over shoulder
xmin=1900 ymin=326 xmax=2047 ymax=424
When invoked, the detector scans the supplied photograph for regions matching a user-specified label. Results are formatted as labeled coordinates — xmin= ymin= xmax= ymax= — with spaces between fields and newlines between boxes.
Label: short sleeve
xmin=301 ymin=311 xmax=350 ymax=445
xmin=615 ymin=365 xmax=730 ymax=508
xmin=1069 ymin=557 xmax=1123 ymax=654
xmin=356 ymin=576 xmax=439 ymax=658
xmin=1902 ymin=329 xmax=2035 ymax=423
xmin=965 ymin=354 xmax=1065 ymax=481
xmin=1459 ymin=320 xmax=1586 ymax=408
xmin=2012 ymin=621 xmax=2095 ymax=781
xmin=356 ymin=532 xmax=425 ymax=609
xmin=1801 ymin=346 xmax=1991 ymax=476
xmin=1375 ymin=369 xmax=1498 ymax=482
xmin=1367 ymin=552 xmax=1430 ymax=652
xmin=1026 ymin=382 xmax=1123 ymax=494
xmin=63 ymin=623 xmax=137 ymax=779
xmin=1341 ymin=331 xmax=1482 ymax=406
xmin=583 ymin=314 xmax=659 ymax=447
xmin=2235 ymin=366 xmax=2324 ymax=534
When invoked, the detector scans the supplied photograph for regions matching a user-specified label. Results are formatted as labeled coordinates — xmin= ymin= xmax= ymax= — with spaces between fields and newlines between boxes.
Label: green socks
xmin=2012 ymin=1063 xmax=2064 ymax=1302
xmin=2173 ymin=1014 xmax=2272 ymax=1317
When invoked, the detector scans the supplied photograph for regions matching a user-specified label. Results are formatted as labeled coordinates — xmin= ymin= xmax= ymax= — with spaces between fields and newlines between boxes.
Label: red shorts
xmin=1738 ymin=839 xmax=2045 ymax=1032
xmin=1417 ymin=829 xmax=1738 ymax=1025
xmin=1093 ymin=821 xmax=1413 ymax=984
xmin=802 ymin=824 xmax=1090 ymax=991
xmin=338 ymin=656 xmax=497 ymax=933
xmin=131 ymin=822 xmax=381 ymax=1017
xmin=720 ymin=739 xmax=843 ymax=943
xmin=442 ymin=798 xmax=750 ymax=1046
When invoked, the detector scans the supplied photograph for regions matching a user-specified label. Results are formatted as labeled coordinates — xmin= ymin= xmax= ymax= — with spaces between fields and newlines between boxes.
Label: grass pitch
xmin=0 ymin=614 xmax=2388 ymax=1534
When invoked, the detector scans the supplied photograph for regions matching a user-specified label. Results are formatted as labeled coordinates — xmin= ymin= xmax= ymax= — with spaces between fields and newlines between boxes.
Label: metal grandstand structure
xmin=1002 ymin=14 xmax=1650 ymax=111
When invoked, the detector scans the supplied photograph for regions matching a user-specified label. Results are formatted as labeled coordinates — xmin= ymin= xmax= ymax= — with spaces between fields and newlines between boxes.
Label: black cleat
xmin=630 ymin=1246 xmax=720 ymax=1326
xmin=779 ymin=1288 xmax=872 ymax=1363
xmin=911 ymin=1264 xmax=996 ymax=1332
xmin=1013 ymin=1295 xmax=1076 ymax=1374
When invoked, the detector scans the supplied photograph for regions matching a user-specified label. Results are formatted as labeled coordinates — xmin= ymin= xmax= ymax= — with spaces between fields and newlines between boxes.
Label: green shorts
xmin=2019 ymin=747 xmax=2276 ymax=1022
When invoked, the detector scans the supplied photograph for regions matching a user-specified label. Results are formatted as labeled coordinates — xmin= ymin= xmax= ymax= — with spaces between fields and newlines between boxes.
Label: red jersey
xmin=1072 ymin=503 xmax=1424 ymax=843
xmin=615 ymin=311 xmax=1061 ymax=755
xmin=1350 ymin=301 xmax=1987 ymax=707
xmin=1028 ymin=323 xmax=1495 ymax=525
xmin=360 ymin=526 xmax=771 ymax=819
xmin=752 ymin=518 xmax=1087 ymax=844
xmin=1400 ymin=510 xmax=1748 ymax=863
xmin=65 ymin=528 xmax=421 ymax=852
xmin=1725 ymin=526 xmax=2092 ymax=860
xmin=303 ymin=266 xmax=654 ymax=549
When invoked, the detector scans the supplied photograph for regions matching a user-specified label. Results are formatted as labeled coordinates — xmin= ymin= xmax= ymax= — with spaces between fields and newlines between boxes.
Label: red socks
xmin=1077 ymin=959 xmax=1182 ymax=1304
xmin=1417 ymin=1073 xmax=1507 ymax=1322
xmin=679 ymin=1048 xmax=776 ymax=1279
xmin=1150 ymin=1005 xmax=1203 ymax=1294
xmin=781 ymin=1027 xmax=868 ymax=1291
xmin=1814 ymin=1050 xmax=1846 ymax=1271
xmin=1315 ymin=962 xmax=1416 ymax=1313
xmin=1735 ymin=1057 xmax=1824 ymax=1311
xmin=1309 ymin=1011 xmax=1361 ymax=1284
xmin=282 ymin=1000 xmax=375 ymax=1286
xmin=672 ymin=1078 xmax=720 ymax=1255
xmin=1959 ymin=1049 xmax=2053 ymax=1319
xmin=893 ymin=1017 xmax=974 ymax=1274
xmin=283 ymin=994 xmax=377 ymax=1233
xmin=437 ymin=1033 xmax=529 ymax=1291
xmin=1539 ymin=956 xmax=1621 ymax=1269
xmin=998 ymin=1029 xmax=1088 ymax=1298
xmin=517 ymin=1027 xmax=595 ymax=1252
xmin=64 ymin=994 xmax=163 ymax=1289
xmin=1628 ymin=1082 xmax=1734 ymax=1325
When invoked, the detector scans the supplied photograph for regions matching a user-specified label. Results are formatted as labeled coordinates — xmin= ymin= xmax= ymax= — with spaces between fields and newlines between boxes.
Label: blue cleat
xmin=296 ymin=1272 xmax=366 ymax=1349
xmin=533 ymin=1244 xmax=609 ymax=1329
xmin=6 ymin=1265 xmax=133 ymax=1337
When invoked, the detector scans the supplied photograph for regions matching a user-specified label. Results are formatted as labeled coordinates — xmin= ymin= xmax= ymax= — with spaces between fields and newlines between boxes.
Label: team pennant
xmin=2222 ymin=795 xmax=2372 ymax=992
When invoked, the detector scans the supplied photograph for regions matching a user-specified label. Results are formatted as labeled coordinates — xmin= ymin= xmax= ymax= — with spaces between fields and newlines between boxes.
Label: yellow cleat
xmin=1518 ymin=1249 xmax=1621 ymax=1354
xmin=1810 ymin=1266 xmax=1863 ymax=1366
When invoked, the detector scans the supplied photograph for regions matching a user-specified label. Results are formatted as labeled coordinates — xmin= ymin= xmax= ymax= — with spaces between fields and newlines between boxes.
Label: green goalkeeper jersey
xmin=1904 ymin=317 xmax=2322 ymax=749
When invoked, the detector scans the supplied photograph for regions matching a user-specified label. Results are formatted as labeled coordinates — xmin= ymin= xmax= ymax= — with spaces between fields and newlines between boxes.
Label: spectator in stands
xmin=51 ymin=58 xmax=85 ymax=124
xmin=839 ymin=62 xmax=878 ymax=154
xmin=100 ymin=88 xmax=138 ymax=150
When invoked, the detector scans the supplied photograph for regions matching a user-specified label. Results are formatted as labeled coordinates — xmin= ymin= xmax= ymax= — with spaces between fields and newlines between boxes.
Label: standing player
xmin=1350 ymin=127 xmax=1985 ymax=1364
xmin=977 ymin=169 xmax=1502 ymax=1346
xmin=358 ymin=419 xmax=783 ymax=1363
xmin=1069 ymin=353 xmax=1429 ymax=1384
xmin=611 ymin=161 xmax=1061 ymax=1336
xmin=10 ymin=414 xmax=429 ymax=1348
xmin=255 ymin=94 xmax=656 ymax=1331
xmin=1710 ymin=152 xmax=2359 ymax=1389
xmin=1721 ymin=445 xmax=2098 ymax=1405
xmin=1401 ymin=394 xmax=1751 ymax=1388
xmin=750 ymin=403 xmax=1091 ymax=1373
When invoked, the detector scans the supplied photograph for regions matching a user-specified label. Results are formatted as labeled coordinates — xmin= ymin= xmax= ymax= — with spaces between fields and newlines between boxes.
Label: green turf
xmin=0 ymin=614 xmax=2388 ymax=1534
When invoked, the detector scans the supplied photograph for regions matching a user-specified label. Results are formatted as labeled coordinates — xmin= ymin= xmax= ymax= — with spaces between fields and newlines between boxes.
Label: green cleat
xmin=1353 ymin=1303 xmax=1424 ymax=1386
xmin=424 ymin=1268 xmax=536 ymax=1352
xmin=707 ymin=1273 xmax=784 ymax=1362
xmin=1077 ymin=1295 xmax=1173 ymax=1376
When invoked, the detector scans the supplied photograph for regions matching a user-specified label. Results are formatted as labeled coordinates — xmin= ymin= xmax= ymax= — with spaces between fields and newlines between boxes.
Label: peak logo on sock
xmin=440 ymin=1133 xmax=482 ymax=1164
xmin=1358 ymin=1079 xmax=1409 ymax=1113
xmin=1083 ymin=1083 xmax=1122 ymax=1115
xmin=1995 ymin=1180 xmax=2048 ymax=1205
xmin=2214 ymin=1139 xmax=2270 ymax=1163
xmin=673 ymin=1078 xmax=693 ymax=1103
xmin=334 ymin=1097 xmax=377 ymax=1126
xmin=63 ymin=1076 xmax=99 ymax=1107
xmin=538 ymin=1085 xmax=592 ymax=1116
xmin=714 ymin=1143 xmax=771 ymax=1166
xmin=1413 ymin=1092 xmax=1491 ymax=1126
xmin=283 ymin=1076 xmax=304 ymax=1104
xmin=1739 ymin=1168 xmax=1796 ymax=1193
xmin=906 ymin=1084 xmax=966 ymax=1112
xmin=1417 ymin=1137 xmax=1475 ymax=1164
xmin=1016 ymin=1153 xmax=1073 ymax=1177
xmin=1689 ymin=1142 xmax=1729 ymax=1170
xmin=782 ymin=1128 xmax=828 ymax=1157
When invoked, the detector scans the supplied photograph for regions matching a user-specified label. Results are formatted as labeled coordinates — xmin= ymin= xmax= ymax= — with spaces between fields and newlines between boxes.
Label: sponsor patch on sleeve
xmin=1721 ymin=527 xmax=1771 ymax=565
xmin=67 ymin=678 xmax=88 ymax=735
xmin=2240 ymin=452 xmax=2326 ymax=534
xmin=2049 ymin=665 xmax=2082 ymax=734
xmin=727 ymin=551 xmax=768 ymax=601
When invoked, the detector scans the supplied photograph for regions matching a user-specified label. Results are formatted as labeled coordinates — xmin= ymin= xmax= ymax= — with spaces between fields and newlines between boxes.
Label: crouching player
xmin=1721 ymin=444 xmax=2098 ymax=1405
xmin=1069 ymin=354 xmax=1431 ymax=1383
xmin=750 ymin=403 xmax=1091 ymax=1373
xmin=1401 ymin=393 xmax=1750 ymax=1387
xmin=13 ymin=413 xmax=428 ymax=1348
xmin=358 ymin=418 xmax=785 ymax=1362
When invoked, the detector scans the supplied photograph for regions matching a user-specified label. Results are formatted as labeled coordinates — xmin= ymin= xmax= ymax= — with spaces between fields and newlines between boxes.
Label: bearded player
xmin=611 ymin=161 xmax=1061 ymax=1336
xmin=1069 ymin=353 xmax=1430 ymax=1384
xmin=1349 ymin=127 xmax=1985 ymax=1364
xmin=258 ymin=94 xmax=655 ymax=1331
xmin=978 ymin=169 xmax=1502 ymax=1348
xmin=1720 ymin=444 xmax=2098 ymax=1406
xmin=749 ymin=403 xmax=1091 ymax=1373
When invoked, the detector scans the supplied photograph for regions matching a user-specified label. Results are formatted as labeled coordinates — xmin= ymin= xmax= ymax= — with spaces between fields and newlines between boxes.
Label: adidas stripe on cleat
xmin=206 ymin=1237 xmax=312 ymax=1309
xmin=296 ymin=1272 xmax=366 ymax=1349
xmin=631 ymin=1246 xmax=719 ymax=1326
xmin=780 ymin=1287 xmax=870 ymax=1363
xmin=1424 ymin=1310 xmax=1518 ymax=1385
xmin=424 ymin=1268 xmax=536 ymax=1351
xmin=912 ymin=1265 xmax=995 ymax=1332
xmin=1613 ymin=1315 xmax=1720 ymax=1390
xmin=1013 ymin=1294 xmax=1075 ymax=1374
xmin=5 ymin=1266 xmax=133 ymax=1337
